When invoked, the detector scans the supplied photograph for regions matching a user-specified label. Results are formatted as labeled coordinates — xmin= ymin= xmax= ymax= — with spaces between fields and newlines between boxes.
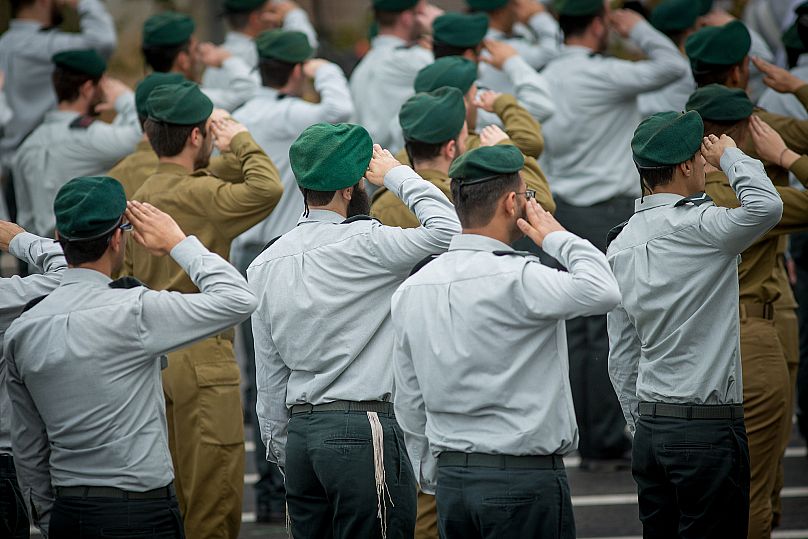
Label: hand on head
xmin=365 ymin=144 xmax=401 ymax=187
xmin=125 ymin=201 xmax=186 ymax=257
xmin=751 ymin=56 xmax=806 ymax=94
xmin=749 ymin=115 xmax=799 ymax=168
xmin=478 ymin=125 xmax=509 ymax=147
xmin=211 ymin=116 xmax=248 ymax=152
xmin=517 ymin=199 xmax=564 ymax=247
xmin=700 ymin=134 xmax=736 ymax=168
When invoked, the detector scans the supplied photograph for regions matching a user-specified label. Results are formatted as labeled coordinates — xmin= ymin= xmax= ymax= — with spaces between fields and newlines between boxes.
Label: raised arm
xmin=282 ymin=61 xmax=354 ymax=134
xmin=199 ymin=46 xmax=259 ymax=112
xmin=42 ymin=0 xmax=117 ymax=57
xmin=476 ymin=89 xmax=544 ymax=158
xmin=606 ymin=301 xmax=642 ymax=434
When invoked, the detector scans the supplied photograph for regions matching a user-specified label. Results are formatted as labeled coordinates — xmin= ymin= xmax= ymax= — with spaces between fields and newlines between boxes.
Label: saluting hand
xmin=211 ymin=117 xmax=248 ymax=153
xmin=473 ymin=90 xmax=503 ymax=113
xmin=479 ymin=125 xmax=509 ymax=147
xmin=261 ymin=1 xmax=299 ymax=27
xmin=0 ymin=220 xmax=25 ymax=253
xmin=608 ymin=9 xmax=643 ymax=38
xmin=517 ymin=199 xmax=565 ymax=248
xmin=365 ymin=144 xmax=401 ymax=187
xmin=125 ymin=201 xmax=186 ymax=257
xmin=480 ymin=39 xmax=518 ymax=71
xmin=700 ymin=134 xmax=736 ymax=169
xmin=749 ymin=115 xmax=800 ymax=169
xmin=197 ymin=43 xmax=232 ymax=68
xmin=751 ymin=56 xmax=807 ymax=94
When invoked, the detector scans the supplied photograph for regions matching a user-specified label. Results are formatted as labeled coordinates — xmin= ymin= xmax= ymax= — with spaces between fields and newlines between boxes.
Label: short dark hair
xmin=559 ymin=10 xmax=604 ymax=39
xmin=374 ymin=9 xmax=403 ymax=28
xmin=225 ymin=10 xmax=252 ymax=31
xmin=144 ymin=118 xmax=207 ymax=157
xmin=52 ymin=67 xmax=101 ymax=103
xmin=142 ymin=41 xmax=191 ymax=73
xmin=702 ymin=118 xmax=748 ymax=143
xmin=433 ymin=42 xmax=475 ymax=60
xmin=638 ymin=164 xmax=677 ymax=192
xmin=58 ymin=235 xmax=113 ymax=266
xmin=405 ymin=138 xmax=457 ymax=166
xmin=10 ymin=0 xmax=36 ymax=16
xmin=258 ymin=57 xmax=298 ymax=89
xmin=450 ymin=172 xmax=521 ymax=228
xmin=663 ymin=30 xmax=688 ymax=49
xmin=692 ymin=62 xmax=737 ymax=87
xmin=300 ymin=187 xmax=337 ymax=207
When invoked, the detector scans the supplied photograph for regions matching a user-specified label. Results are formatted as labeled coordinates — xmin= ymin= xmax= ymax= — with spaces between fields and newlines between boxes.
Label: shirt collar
xmin=449 ymin=233 xmax=512 ymax=253
xmin=798 ymin=53 xmax=808 ymax=67
xmin=155 ymin=162 xmax=193 ymax=176
xmin=9 ymin=19 xmax=42 ymax=32
xmin=560 ymin=45 xmax=596 ymax=57
xmin=298 ymin=209 xmax=345 ymax=225
xmin=371 ymin=34 xmax=407 ymax=49
xmin=634 ymin=193 xmax=686 ymax=213
xmin=61 ymin=268 xmax=113 ymax=286
xmin=255 ymin=86 xmax=281 ymax=100
xmin=44 ymin=110 xmax=81 ymax=123
xmin=135 ymin=139 xmax=152 ymax=153
xmin=224 ymin=31 xmax=253 ymax=47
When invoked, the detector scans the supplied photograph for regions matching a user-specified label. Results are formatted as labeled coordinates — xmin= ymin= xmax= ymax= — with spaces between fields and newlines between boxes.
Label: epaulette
xmin=674 ymin=192 xmax=713 ymax=207
xmin=606 ymin=220 xmax=629 ymax=249
xmin=341 ymin=215 xmax=379 ymax=225
xmin=109 ymin=276 xmax=148 ymax=289
xmin=410 ymin=253 xmax=440 ymax=276
xmin=262 ymin=235 xmax=283 ymax=253
xmin=493 ymin=250 xmax=538 ymax=258
xmin=69 ymin=115 xmax=96 ymax=129
xmin=22 ymin=295 xmax=48 ymax=313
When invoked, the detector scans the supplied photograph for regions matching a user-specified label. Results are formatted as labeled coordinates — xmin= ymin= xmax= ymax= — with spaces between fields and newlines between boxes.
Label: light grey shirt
xmin=200 ymin=55 xmax=260 ymax=112
xmin=0 ymin=233 xmax=66 ymax=455
xmin=606 ymin=148 xmax=783 ymax=434
xmin=12 ymin=97 xmax=141 ymax=237
xmin=0 ymin=0 xmax=117 ymax=168
xmin=391 ymin=231 xmax=620 ymax=493
xmin=248 ymin=165 xmax=461 ymax=469
xmin=350 ymin=35 xmax=433 ymax=152
xmin=540 ymin=21 xmax=689 ymax=205
xmin=4 ymin=236 xmax=257 ymax=535
xmin=232 ymin=62 xmax=354 ymax=250
xmin=758 ymin=56 xmax=808 ymax=120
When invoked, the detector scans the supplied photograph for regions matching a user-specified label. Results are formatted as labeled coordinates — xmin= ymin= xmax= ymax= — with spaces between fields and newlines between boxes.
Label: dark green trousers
xmin=285 ymin=410 xmax=417 ymax=539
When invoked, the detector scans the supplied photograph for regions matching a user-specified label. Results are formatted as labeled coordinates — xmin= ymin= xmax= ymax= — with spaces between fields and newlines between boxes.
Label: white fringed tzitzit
xmin=368 ymin=411 xmax=394 ymax=539
xmin=285 ymin=501 xmax=291 ymax=538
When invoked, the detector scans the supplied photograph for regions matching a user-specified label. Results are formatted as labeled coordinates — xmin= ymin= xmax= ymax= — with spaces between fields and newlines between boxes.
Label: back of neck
xmin=159 ymin=154 xmax=195 ymax=172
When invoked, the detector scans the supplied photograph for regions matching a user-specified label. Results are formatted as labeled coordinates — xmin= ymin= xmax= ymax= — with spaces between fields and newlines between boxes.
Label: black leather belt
xmin=0 ymin=454 xmax=15 ymax=472
xmin=438 ymin=452 xmax=564 ymax=470
xmin=56 ymin=483 xmax=175 ymax=500
xmin=290 ymin=400 xmax=394 ymax=415
xmin=638 ymin=402 xmax=744 ymax=420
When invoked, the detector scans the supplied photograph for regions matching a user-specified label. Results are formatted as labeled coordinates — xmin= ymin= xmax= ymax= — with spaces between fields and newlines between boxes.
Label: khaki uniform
xmin=704 ymin=169 xmax=808 ymax=539
xmin=124 ymin=131 xmax=283 ymax=539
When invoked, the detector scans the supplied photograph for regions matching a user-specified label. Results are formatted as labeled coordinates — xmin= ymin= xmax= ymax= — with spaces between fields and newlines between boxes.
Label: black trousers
xmin=0 ymin=455 xmax=28 ymax=539
xmin=632 ymin=415 xmax=750 ymax=539
xmin=49 ymin=493 xmax=185 ymax=539
xmin=285 ymin=410 xmax=417 ymax=539
xmin=553 ymin=196 xmax=634 ymax=459
xmin=793 ymin=232 xmax=808 ymax=443
xmin=436 ymin=463 xmax=575 ymax=539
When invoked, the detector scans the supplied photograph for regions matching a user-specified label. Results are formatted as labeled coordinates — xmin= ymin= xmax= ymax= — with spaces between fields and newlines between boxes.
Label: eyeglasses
xmin=118 ymin=221 xmax=133 ymax=232
xmin=515 ymin=189 xmax=536 ymax=201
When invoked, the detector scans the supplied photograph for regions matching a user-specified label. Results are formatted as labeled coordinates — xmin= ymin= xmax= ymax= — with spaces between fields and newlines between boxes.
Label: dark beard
xmin=347 ymin=184 xmax=370 ymax=217
xmin=193 ymin=143 xmax=211 ymax=170
xmin=47 ymin=4 xmax=65 ymax=29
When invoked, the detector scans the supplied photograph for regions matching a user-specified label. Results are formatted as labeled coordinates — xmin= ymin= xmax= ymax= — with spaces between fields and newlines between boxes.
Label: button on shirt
xmin=391 ymin=232 xmax=621 ymax=493
xmin=0 ymin=233 xmax=66 ymax=456
xmin=606 ymin=149 xmax=783 ymax=434
xmin=4 ymin=236 xmax=257 ymax=534
xmin=232 ymin=62 xmax=354 ymax=249
xmin=540 ymin=21 xmax=688 ymax=205
xmin=248 ymin=166 xmax=461 ymax=469
xmin=0 ymin=0 xmax=117 ymax=168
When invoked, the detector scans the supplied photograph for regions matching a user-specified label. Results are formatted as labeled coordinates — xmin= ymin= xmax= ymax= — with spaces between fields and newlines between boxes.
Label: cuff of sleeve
xmin=790 ymin=155 xmax=808 ymax=185
xmin=230 ymin=131 xmax=257 ymax=156
xmin=383 ymin=165 xmax=419 ymax=196
xmin=8 ymin=231 xmax=39 ymax=260
xmin=539 ymin=230 xmax=577 ymax=258
xmin=720 ymin=147 xmax=748 ymax=176
xmin=169 ymin=236 xmax=207 ymax=269
xmin=313 ymin=62 xmax=341 ymax=88
xmin=794 ymin=84 xmax=808 ymax=105
xmin=492 ymin=92 xmax=518 ymax=116
xmin=628 ymin=19 xmax=654 ymax=43
xmin=114 ymin=91 xmax=134 ymax=114
xmin=502 ymin=55 xmax=530 ymax=81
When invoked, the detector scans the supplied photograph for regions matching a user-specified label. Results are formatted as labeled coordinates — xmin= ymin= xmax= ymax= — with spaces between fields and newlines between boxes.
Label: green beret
xmin=466 ymin=0 xmax=508 ymax=11
xmin=224 ymin=0 xmax=266 ymax=13
xmin=698 ymin=0 xmax=713 ymax=16
xmin=783 ymin=23 xmax=804 ymax=52
xmin=650 ymin=0 xmax=700 ymax=33
xmin=52 ymin=49 xmax=106 ymax=78
xmin=400 ymin=87 xmax=466 ymax=144
xmin=449 ymin=145 xmax=524 ymax=185
xmin=373 ymin=0 xmax=418 ymax=12
xmin=685 ymin=84 xmax=753 ymax=122
xmin=415 ymin=57 xmax=478 ymax=94
xmin=135 ymin=72 xmax=185 ymax=119
xmin=55 ymin=176 xmax=127 ymax=241
xmin=433 ymin=13 xmax=489 ymax=49
xmin=147 ymin=81 xmax=213 ymax=125
xmin=632 ymin=111 xmax=704 ymax=168
xmin=256 ymin=29 xmax=313 ymax=63
xmin=554 ymin=0 xmax=604 ymax=17
xmin=685 ymin=20 xmax=751 ymax=72
xmin=143 ymin=12 xmax=195 ymax=47
xmin=290 ymin=123 xmax=373 ymax=191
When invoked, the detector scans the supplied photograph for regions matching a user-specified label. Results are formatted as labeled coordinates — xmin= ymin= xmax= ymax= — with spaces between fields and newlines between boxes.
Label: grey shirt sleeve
xmin=42 ymin=0 xmax=117 ymax=58
xmin=283 ymin=8 xmax=319 ymax=50
xmin=607 ymin=301 xmax=642 ymax=435
xmin=202 ymin=56 xmax=259 ymax=112
xmin=502 ymin=55 xmax=555 ymax=123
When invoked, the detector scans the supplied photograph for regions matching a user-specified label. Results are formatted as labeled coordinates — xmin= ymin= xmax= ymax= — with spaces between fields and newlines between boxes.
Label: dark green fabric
xmin=52 ymin=49 xmax=106 ymax=77
xmin=554 ymin=0 xmax=604 ymax=17
xmin=685 ymin=20 xmax=751 ymax=71
xmin=685 ymin=84 xmax=753 ymax=122
xmin=783 ymin=24 xmax=804 ymax=52
xmin=290 ymin=123 xmax=373 ymax=191
xmin=146 ymin=81 xmax=214 ymax=125
xmin=698 ymin=0 xmax=713 ymax=15
xmin=373 ymin=0 xmax=418 ymax=11
xmin=650 ymin=0 xmax=700 ymax=33
xmin=224 ymin=0 xmax=265 ymax=13
xmin=466 ymin=0 xmax=508 ymax=11
xmin=54 ymin=176 xmax=126 ymax=240
xmin=414 ymin=56 xmax=477 ymax=94
xmin=400 ymin=87 xmax=466 ymax=144
xmin=433 ymin=13 xmax=488 ymax=48
xmin=449 ymin=145 xmax=524 ymax=183
xmin=632 ymin=111 xmax=704 ymax=168
xmin=256 ymin=29 xmax=312 ymax=62
xmin=135 ymin=72 xmax=185 ymax=119
xmin=142 ymin=12 xmax=195 ymax=47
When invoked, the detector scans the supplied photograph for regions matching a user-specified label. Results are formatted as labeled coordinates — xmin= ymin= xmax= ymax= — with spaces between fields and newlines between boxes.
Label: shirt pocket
xmin=194 ymin=361 xmax=243 ymax=446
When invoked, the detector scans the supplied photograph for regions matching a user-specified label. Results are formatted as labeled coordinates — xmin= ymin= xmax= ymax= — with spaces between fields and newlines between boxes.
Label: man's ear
xmin=680 ymin=159 xmax=693 ymax=177
xmin=341 ymin=186 xmax=354 ymax=202
xmin=443 ymin=139 xmax=457 ymax=161
xmin=503 ymin=190 xmax=517 ymax=217
xmin=80 ymin=79 xmax=96 ymax=100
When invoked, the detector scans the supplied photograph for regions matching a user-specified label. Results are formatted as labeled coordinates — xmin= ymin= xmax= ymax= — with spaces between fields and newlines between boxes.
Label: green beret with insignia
xmin=433 ymin=13 xmax=489 ymax=49
xmin=685 ymin=20 xmax=751 ymax=72
xmin=698 ymin=0 xmax=713 ymax=15
xmin=143 ymin=12 xmax=195 ymax=47
xmin=256 ymin=29 xmax=313 ymax=63
xmin=373 ymin=0 xmax=418 ymax=12
xmin=449 ymin=145 xmax=524 ymax=185
xmin=224 ymin=0 xmax=266 ymax=13
xmin=466 ymin=0 xmax=508 ymax=11
xmin=650 ymin=0 xmax=700 ymax=33
xmin=146 ymin=81 xmax=213 ymax=125
xmin=415 ymin=57 xmax=478 ymax=94
xmin=54 ymin=176 xmax=127 ymax=241
xmin=400 ymin=87 xmax=466 ymax=144
xmin=685 ymin=84 xmax=753 ymax=122
xmin=135 ymin=72 xmax=185 ymax=119
xmin=52 ymin=49 xmax=107 ymax=78
xmin=290 ymin=123 xmax=373 ymax=191
xmin=632 ymin=111 xmax=704 ymax=168
xmin=554 ymin=0 xmax=605 ymax=17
